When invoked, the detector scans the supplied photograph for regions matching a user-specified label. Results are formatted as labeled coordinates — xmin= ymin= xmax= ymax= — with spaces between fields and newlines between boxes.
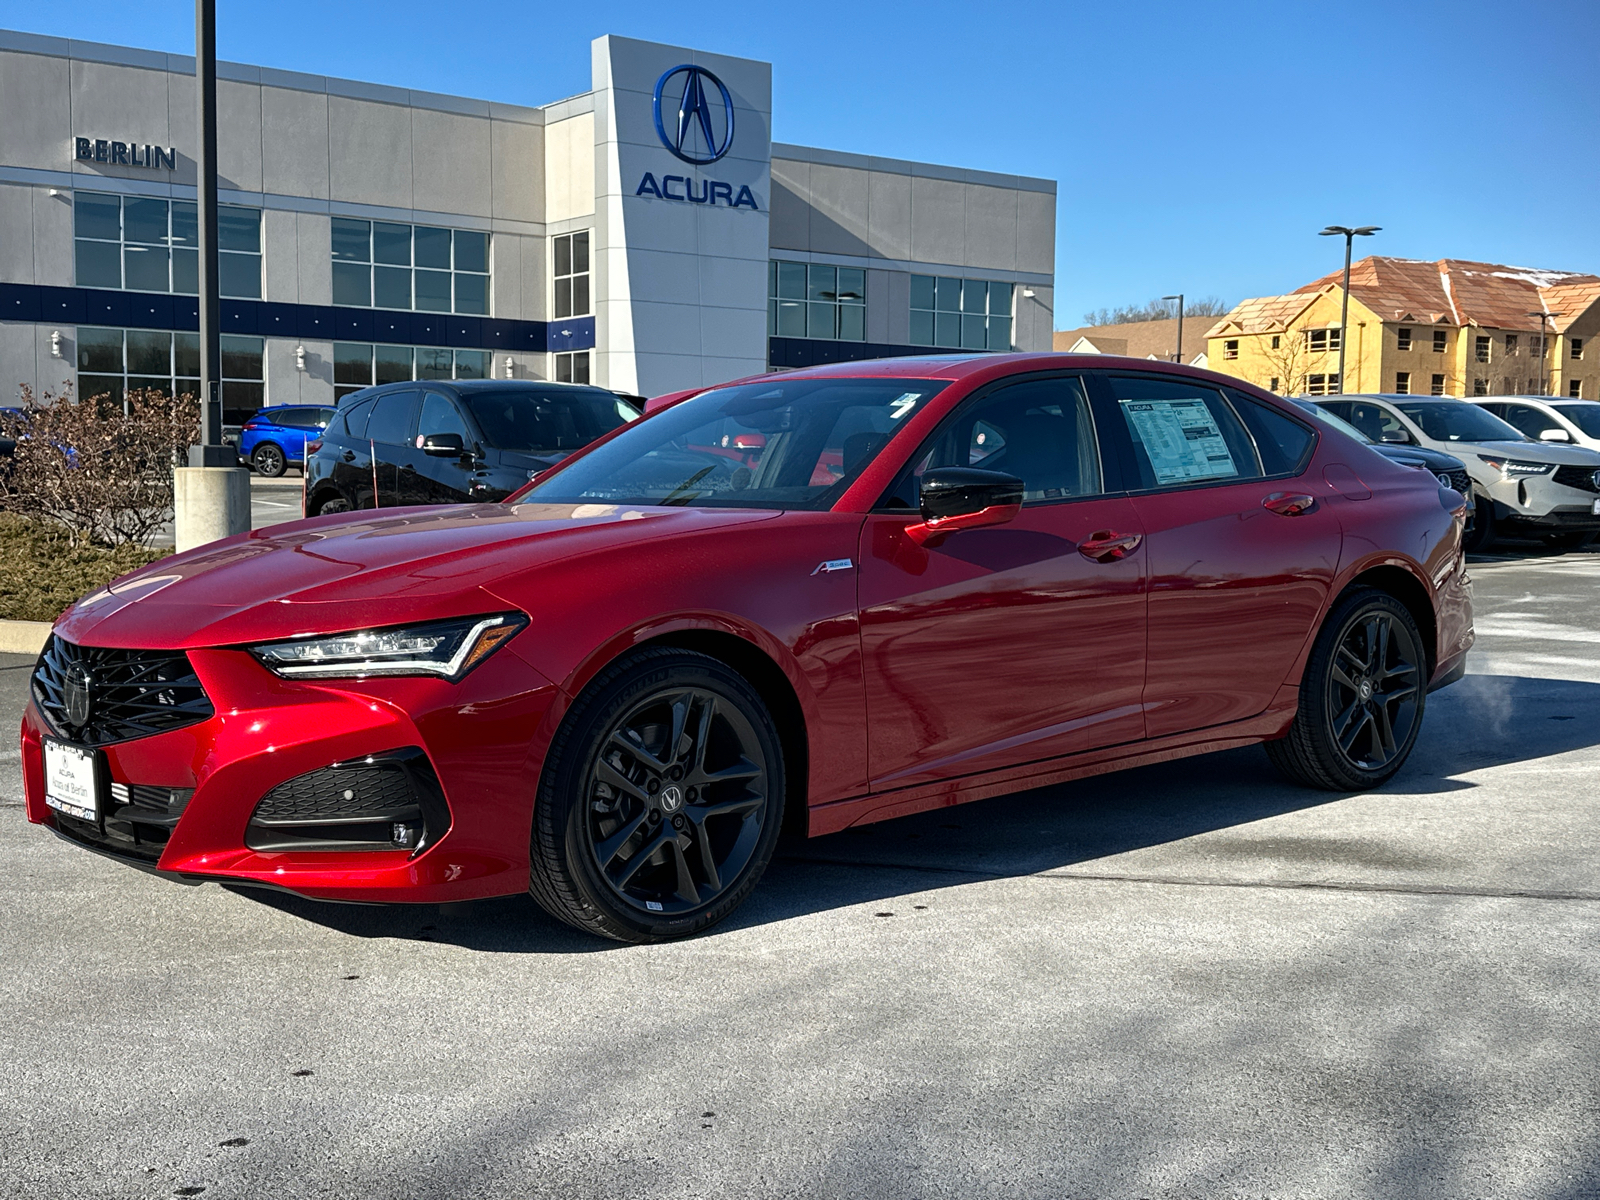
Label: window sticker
xmin=1120 ymin=398 xmax=1239 ymax=485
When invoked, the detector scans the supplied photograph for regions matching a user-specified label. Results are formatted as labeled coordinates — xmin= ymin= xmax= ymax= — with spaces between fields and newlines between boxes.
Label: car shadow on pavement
xmin=230 ymin=673 xmax=1600 ymax=951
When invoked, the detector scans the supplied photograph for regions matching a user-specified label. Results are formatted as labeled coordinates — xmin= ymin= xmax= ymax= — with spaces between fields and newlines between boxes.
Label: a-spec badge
xmin=811 ymin=559 xmax=854 ymax=576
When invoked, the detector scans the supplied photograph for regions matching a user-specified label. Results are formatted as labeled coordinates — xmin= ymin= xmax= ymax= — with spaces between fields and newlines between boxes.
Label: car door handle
xmin=1078 ymin=530 xmax=1142 ymax=562
xmin=1263 ymin=492 xmax=1316 ymax=516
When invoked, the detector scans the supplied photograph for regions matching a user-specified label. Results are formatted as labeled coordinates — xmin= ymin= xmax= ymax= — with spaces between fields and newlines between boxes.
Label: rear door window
xmin=366 ymin=390 xmax=419 ymax=447
xmin=1106 ymin=375 xmax=1261 ymax=489
xmin=1226 ymin=390 xmax=1317 ymax=475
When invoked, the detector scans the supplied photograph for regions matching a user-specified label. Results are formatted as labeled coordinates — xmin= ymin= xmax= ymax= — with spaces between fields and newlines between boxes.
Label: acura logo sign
xmin=652 ymin=65 xmax=735 ymax=165
xmin=63 ymin=663 xmax=94 ymax=729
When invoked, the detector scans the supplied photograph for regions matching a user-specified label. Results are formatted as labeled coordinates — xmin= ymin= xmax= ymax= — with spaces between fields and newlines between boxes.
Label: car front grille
xmin=245 ymin=747 xmax=450 ymax=854
xmin=1553 ymin=465 xmax=1600 ymax=494
xmin=1438 ymin=468 xmax=1471 ymax=495
xmin=32 ymin=636 xmax=214 ymax=747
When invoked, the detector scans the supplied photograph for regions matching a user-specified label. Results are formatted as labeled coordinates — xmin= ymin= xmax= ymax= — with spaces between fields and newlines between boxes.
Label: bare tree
xmin=1081 ymin=295 xmax=1230 ymax=326
xmin=1251 ymin=326 xmax=1318 ymax=397
xmin=2 ymin=383 xmax=200 ymax=546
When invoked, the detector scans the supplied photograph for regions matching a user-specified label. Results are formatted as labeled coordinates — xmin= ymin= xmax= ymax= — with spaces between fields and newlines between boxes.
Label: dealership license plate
xmin=43 ymin=738 xmax=101 ymax=822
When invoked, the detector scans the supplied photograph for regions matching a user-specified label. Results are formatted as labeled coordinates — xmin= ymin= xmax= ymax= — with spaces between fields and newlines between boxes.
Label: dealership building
xmin=0 ymin=29 xmax=1056 ymax=420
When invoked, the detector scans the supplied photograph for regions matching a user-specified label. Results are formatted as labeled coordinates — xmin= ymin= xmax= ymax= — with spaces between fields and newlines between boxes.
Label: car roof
xmin=708 ymin=352 xmax=1241 ymax=388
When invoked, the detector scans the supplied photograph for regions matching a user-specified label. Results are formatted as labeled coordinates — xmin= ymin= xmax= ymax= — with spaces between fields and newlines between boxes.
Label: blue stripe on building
xmin=767 ymin=336 xmax=932 ymax=369
xmin=0 ymin=283 xmax=595 ymax=353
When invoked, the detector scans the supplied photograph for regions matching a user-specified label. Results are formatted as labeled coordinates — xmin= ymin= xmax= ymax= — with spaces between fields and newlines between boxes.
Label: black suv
xmin=304 ymin=380 xmax=641 ymax=514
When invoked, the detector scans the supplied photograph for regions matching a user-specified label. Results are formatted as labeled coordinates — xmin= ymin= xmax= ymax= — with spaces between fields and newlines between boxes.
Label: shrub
xmin=0 ymin=513 xmax=167 ymax=621
xmin=2 ymin=383 xmax=199 ymax=546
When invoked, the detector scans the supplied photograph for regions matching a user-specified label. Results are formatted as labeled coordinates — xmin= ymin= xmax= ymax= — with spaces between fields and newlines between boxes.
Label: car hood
xmin=1371 ymin=444 xmax=1465 ymax=471
xmin=54 ymin=502 xmax=780 ymax=651
xmin=1428 ymin=438 xmax=1600 ymax=467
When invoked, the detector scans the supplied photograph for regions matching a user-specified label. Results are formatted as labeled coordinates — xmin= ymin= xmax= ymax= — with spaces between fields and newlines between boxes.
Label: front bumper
xmin=23 ymin=641 xmax=559 ymax=903
xmin=1483 ymin=470 xmax=1600 ymax=530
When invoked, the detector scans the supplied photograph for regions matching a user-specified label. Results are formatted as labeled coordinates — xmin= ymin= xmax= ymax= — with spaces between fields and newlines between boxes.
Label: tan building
xmin=1053 ymin=316 xmax=1208 ymax=368
xmin=1205 ymin=257 xmax=1600 ymax=400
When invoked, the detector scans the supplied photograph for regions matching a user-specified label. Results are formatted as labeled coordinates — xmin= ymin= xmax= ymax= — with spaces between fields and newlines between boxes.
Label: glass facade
xmin=76 ymin=327 xmax=264 ymax=422
xmin=331 ymin=219 xmax=490 ymax=315
xmin=333 ymin=342 xmax=494 ymax=401
xmin=553 ymin=232 xmax=591 ymax=318
xmin=74 ymin=191 xmax=261 ymax=299
xmin=910 ymin=275 xmax=1012 ymax=351
xmin=769 ymin=261 xmax=866 ymax=341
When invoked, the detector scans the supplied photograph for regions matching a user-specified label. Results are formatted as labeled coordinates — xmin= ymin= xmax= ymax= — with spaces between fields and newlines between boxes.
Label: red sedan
xmin=23 ymin=355 xmax=1473 ymax=942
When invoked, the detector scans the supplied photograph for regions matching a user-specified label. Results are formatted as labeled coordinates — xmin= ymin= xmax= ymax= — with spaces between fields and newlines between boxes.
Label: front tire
xmin=252 ymin=443 xmax=287 ymax=478
xmin=530 ymin=648 xmax=786 ymax=943
xmin=1266 ymin=588 xmax=1427 ymax=791
xmin=1462 ymin=497 xmax=1496 ymax=552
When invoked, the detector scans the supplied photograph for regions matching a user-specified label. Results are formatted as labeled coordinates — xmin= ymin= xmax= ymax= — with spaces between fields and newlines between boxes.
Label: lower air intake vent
xmin=245 ymin=748 xmax=450 ymax=854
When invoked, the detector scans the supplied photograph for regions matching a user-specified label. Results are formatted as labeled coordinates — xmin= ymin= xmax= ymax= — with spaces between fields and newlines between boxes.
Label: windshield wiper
xmin=659 ymin=466 xmax=715 ymax=506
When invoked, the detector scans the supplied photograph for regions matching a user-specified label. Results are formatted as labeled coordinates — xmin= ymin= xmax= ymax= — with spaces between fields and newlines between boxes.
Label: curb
xmin=0 ymin=619 xmax=51 ymax=656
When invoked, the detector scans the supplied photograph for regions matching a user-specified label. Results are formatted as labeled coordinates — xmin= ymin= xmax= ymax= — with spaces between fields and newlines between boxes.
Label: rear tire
xmin=312 ymin=493 xmax=352 ymax=516
xmin=529 ymin=648 xmax=785 ymax=943
xmin=1462 ymin=497 xmax=1496 ymax=552
xmin=1265 ymin=588 xmax=1427 ymax=791
xmin=252 ymin=443 xmax=287 ymax=478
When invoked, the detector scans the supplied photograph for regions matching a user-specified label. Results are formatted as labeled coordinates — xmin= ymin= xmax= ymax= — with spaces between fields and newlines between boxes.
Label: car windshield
xmin=523 ymin=377 xmax=946 ymax=510
xmin=1290 ymin=399 xmax=1372 ymax=443
xmin=1554 ymin=404 xmax=1600 ymax=438
xmin=462 ymin=388 xmax=639 ymax=454
xmin=1394 ymin=401 xmax=1526 ymax=442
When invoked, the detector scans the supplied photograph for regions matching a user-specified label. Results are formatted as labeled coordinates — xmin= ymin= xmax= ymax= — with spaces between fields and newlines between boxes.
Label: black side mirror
xmin=1379 ymin=429 xmax=1411 ymax=444
xmin=906 ymin=467 xmax=1024 ymax=545
xmin=422 ymin=433 xmax=466 ymax=457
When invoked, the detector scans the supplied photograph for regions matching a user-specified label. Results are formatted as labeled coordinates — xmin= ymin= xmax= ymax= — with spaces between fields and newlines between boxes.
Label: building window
xmin=1531 ymin=334 xmax=1546 ymax=359
xmin=1268 ymin=377 xmax=1280 ymax=392
xmin=1473 ymin=377 xmax=1489 ymax=396
xmin=1572 ymin=338 xmax=1584 ymax=360
xmin=1430 ymin=373 xmax=1446 ymax=395
xmin=770 ymin=261 xmax=866 ymax=342
xmin=1433 ymin=330 xmax=1447 ymax=353
xmin=1270 ymin=335 xmax=1281 ymax=349
xmin=1475 ymin=335 xmax=1491 ymax=363
xmin=331 ymin=219 xmax=489 ymax=315
xmin=1571 ymin=379 xmax=1584 ymax=398
xmin=555 ymin=351 xmax=591 ymax=384
xmin=1397 ymin=327 xmax=1412 ymax=351
xmin=1306 ymin=373 xmax=1340 ymax=395
xmin=1305 ymin=328 xmax=1342 ymax=353
xmin=553 ymin=232 xmax=590 ymax=318
xmin=909 ymin=274 xmax=1012 ymax=351
xmin=1395 ymin=371 xmax=1410 ymax=394
xmin=1223 ymin=339 xmax=1239 ymax=360
xmin=1505 ymin=334 xmax=1519 ymax=355
xmin=76 ymin=326 xmax=263 ymax=422
xmin=332 ymin=342 xmax=493 ymax=401
xmin=74 ymin=191 xmax=261 ymax=299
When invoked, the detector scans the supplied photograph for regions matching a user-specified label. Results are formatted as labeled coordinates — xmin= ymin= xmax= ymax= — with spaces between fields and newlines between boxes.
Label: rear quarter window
xmin=341 ymin=397 xmax=376 ymax=439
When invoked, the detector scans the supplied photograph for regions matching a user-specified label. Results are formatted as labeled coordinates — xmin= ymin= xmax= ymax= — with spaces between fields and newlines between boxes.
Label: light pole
xmin=1162 ymin=294 xmax=1184 ymax=363
xmin=173 ymin=0 xmax=250 ymax=552
xmin=1319 ymin=225 xmax=1380 ymax=393
xmin=1527 ymin=310 xmax=1557 ymax=395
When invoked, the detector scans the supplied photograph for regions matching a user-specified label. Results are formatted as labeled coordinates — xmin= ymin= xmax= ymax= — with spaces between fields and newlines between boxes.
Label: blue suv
xmin=238 ymin=405 xmax=337 ymax=477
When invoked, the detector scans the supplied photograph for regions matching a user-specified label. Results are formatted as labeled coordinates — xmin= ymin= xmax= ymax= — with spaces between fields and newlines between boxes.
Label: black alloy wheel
xmin=1266 ymin=588 xmax=1426 ymax=791
xmin=530 ymin=648 xmax=785 ymax=943
xmin=252 ymin=442 xmax=287 ymax=478
xmin=315 ymin=494 xmax=352 ymax=516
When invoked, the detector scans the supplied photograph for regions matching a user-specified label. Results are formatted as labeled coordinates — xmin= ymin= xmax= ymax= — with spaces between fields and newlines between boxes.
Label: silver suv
xmin=1475 ymin=396 xmax=1600 ymax=454
xmin=1319 ymin=394 xmax=1600 ymax=550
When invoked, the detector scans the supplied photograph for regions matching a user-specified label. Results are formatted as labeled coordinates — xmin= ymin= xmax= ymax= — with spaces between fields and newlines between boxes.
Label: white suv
xmin=1475 ymin=396 xmax=1600 ymax=453
xmin=1319 ymin=394 xmax=1600 ymax=550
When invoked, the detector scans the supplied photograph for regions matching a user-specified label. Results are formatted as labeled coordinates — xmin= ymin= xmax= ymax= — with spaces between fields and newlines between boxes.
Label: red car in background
xmin=23 ymin=355 xmax=1472 ymax=942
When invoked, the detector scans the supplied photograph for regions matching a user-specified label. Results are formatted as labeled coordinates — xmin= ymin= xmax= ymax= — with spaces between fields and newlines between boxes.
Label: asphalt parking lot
xmin=2 ymin=543 xmax=1597 ymax=1199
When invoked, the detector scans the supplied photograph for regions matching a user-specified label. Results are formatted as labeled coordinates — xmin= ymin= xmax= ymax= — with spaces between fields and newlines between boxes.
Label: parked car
xmin=303 ymin=381 xmax=641 ymax=515
xmin=1290 ymin=398 xmax=1472 ymax=498
xmin=1475 ymin=396 xmax=1600 ymax=454
xmin=1318 ymin=394 xmax=1600 ymax=550
xmin=239 ymin=405 xmax=337 ymax=477
xmin=25 ymin=355 xmax=1473 ymax=942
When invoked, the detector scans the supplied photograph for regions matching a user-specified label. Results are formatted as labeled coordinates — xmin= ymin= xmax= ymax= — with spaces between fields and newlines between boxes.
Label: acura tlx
xmin=24 ymin=354 xmax=1472 ymax=942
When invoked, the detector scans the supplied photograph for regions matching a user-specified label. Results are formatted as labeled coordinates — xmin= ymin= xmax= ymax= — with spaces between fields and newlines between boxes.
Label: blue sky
xmin=17 ymin=0 xmax=1599 ymax=328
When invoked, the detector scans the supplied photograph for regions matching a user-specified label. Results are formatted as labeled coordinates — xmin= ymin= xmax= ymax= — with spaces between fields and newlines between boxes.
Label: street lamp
xmin=1527 ymin=310 xmax=1557 ymax=395
xmin=1162 ymin=294 xmax=1184 ymax=363
xmin=1319 ymin=225 xmax=1380 ymax=393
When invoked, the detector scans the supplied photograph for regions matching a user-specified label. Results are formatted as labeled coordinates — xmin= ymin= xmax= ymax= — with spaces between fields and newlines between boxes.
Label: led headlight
xmin=1478 ymin=455 xmax=1552 ymax=479
xmin=250 ymin=613 xmax=527 ymax=681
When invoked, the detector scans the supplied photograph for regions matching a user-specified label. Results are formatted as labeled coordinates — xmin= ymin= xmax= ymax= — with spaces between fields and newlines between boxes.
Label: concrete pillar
xmin=174 ymin=467 xmax=251 ymax=553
